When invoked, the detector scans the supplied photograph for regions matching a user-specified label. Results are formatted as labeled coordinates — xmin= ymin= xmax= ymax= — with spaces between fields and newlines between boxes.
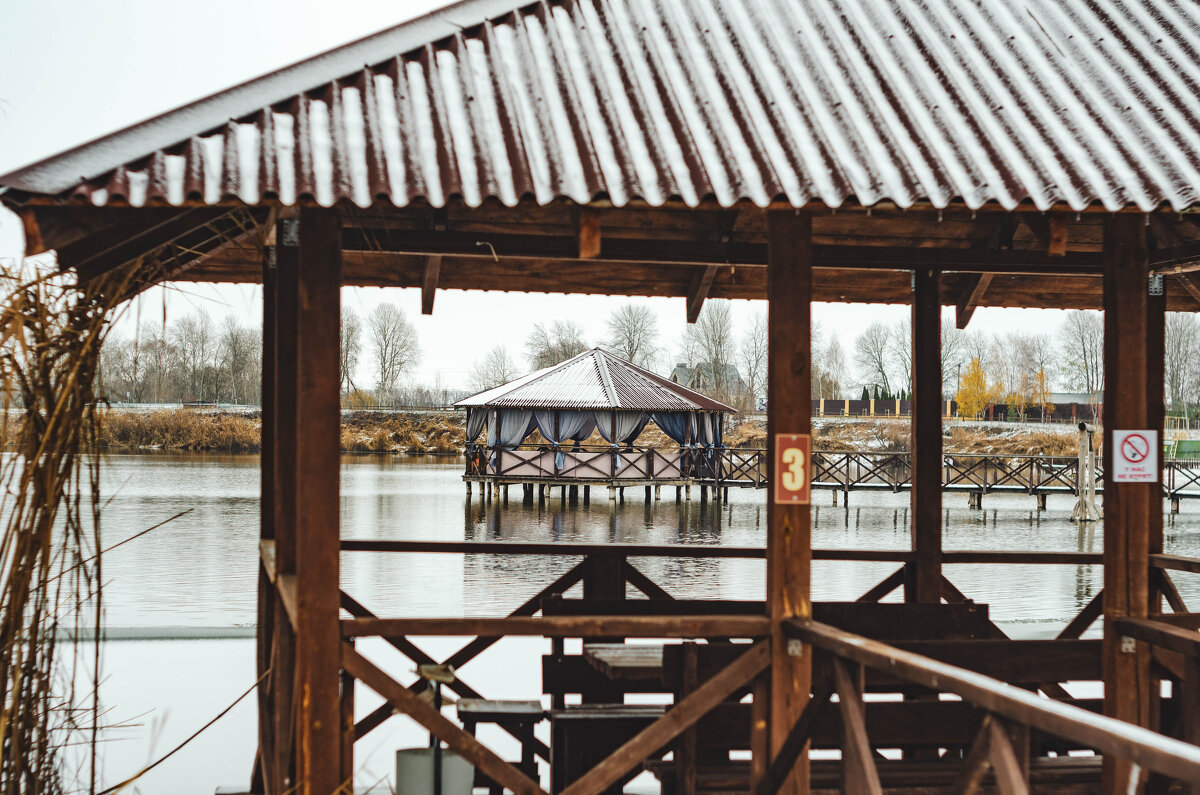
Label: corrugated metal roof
xmin=4 ymin=0 xmax=1200 ymax=212
xmin=455 ymin=348 xmax=736 ymax=411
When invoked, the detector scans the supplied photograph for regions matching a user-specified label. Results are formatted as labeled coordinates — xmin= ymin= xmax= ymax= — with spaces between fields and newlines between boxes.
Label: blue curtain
xmin=487 ymin=409 xmax=536 ymax=448
xmin=465 ymin=408 xmax=486 ymax=443
xmin=651 ymin=412 xmax=689 ymax=444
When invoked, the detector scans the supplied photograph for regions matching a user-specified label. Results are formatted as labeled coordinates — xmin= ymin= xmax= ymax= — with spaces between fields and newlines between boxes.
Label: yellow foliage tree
xmin=1031 ymin=368 xmax=1055 ymax=421
xmin=955 ymin=357 xmax=1000 ymax=420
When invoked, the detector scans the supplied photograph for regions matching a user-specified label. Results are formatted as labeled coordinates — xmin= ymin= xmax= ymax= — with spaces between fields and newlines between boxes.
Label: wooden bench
xmin=456 ymin=699 xmax=543 ymax=793
xmin=549 ymin=705 xmax=665 ymax=792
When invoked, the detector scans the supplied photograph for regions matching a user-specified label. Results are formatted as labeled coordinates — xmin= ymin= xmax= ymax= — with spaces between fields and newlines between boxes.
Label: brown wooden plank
xmin=1101 ymin=213 xmax=1154 ymax=794
xmin=956 ymin=273 xmax=994 ymax=329
xmin=342 ymin=615 xmax=770 ymax=638
xmin=788 ymin=620 xmax=1200 ymax=785
xmin=293 ymin=208 xmax=344 ymax=795
xmin=834 ymin=661 xmax=883 ymax=795
xmin=911 ymin=267 xmax=942 ymax=603
xmin=1048 ymin=214 xmax=1069 ymax=257
xmin=271 ymin=214 xmax=300 ymax=792
xmin=420 ymin=254 xmax=442 ymax=314
xmin=577 ymin=207 xmax=601 ymax=259
xmin=755 ymin=684 xmax=832 ymax=795
xmin=623 ymin=562 xmax=676 ymax=600
xmin=342 ymin=645 xmax=547 ymax=795
xmin=559 ymin=642 xmax=770 ymax=795
xmin=1152 ymin=554 xmax=1200 ymax=575
xmin=1056 ymin=589 xmax=1104 ymax=640
xmin=259 ymin=540 xmax=277 ymax=585
xmin=1114 ymin=617 xmax=1200 ymax=658
xmin=687 ymin=264 xmax=719 ymax=323
xmin=767 ymin=209 xmax=815 ymax=794
xmin=1158 ymin=570 xmax=1188 ymax=614
xmin=987 ymin=719 xmax=1031 ymax=795
xmin=855 ymin=566 xmax=906 ymax=603
xmin=953 ymin=715 xmax=995 ymax=795
xmin=353 ymin=702 xmax=393 ymax=741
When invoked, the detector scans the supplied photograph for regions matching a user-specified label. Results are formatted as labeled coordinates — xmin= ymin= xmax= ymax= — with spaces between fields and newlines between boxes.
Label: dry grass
xmin=102 ymin=410 xmax=261 ymax=452
xmin=97 ymin=409 xmax=468 ymax=455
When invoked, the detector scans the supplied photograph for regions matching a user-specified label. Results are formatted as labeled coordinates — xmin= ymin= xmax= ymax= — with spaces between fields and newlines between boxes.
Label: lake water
xmin=77 ymin=453 xmax=1200 ymax=793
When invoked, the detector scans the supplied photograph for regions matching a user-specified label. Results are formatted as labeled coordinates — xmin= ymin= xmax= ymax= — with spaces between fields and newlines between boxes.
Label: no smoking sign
xmin=1112 ymin=430 xmax=1159 ymax=483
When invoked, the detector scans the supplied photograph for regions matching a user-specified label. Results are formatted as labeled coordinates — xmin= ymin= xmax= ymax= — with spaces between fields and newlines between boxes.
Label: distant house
xmin=670 ymin=362 xmax=748 ymax=396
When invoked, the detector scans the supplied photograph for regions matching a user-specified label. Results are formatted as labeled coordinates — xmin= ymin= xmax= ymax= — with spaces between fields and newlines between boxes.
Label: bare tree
xmin=469 ymin=345 xmax=520 ymax=392
xmin=816 ymin=333 xmax=847 ymax=399
xmin=886 ymin=318 xmax=912 ymax=396
xmin=604 ymin=304 xmax=660 ymax=368
xmin=525 ymin=320 xmax=589 ymax=369
xmin=1058 ymin=310 xmax=1104 ymax=394
xmin=216 ymin=316 xmax=260 ymax=405
xmin=340 ymin=308 xmax=363 ymax=393
xmin=940 ymin=313 xmax=966 ymax=398
xmin=853 ymin=321 xmax=892 ymax=396
xmin=172 ymin=308 xmax=215 ymax=402
xmin=739 ymin=310 xmax=767 ymax=404
xmin=681 ymin=301 xmax=737 ymax=397
xmin=367 ymin=302 xmax=421 ymax=400
xmin=1166 ymin=312 xmax=1200 ymax=415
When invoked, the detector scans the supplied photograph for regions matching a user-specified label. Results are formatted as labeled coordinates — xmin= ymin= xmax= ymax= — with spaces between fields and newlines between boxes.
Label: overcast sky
xmin=0 ymin=1 xmax=1074 ymax=389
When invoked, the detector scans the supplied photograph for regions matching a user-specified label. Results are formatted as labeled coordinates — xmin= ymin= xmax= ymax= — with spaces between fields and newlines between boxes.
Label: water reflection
xmin=94 ymin=452 xmax=1200 ymax=632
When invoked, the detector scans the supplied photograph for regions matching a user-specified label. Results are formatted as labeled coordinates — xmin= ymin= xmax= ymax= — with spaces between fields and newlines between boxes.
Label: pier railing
xmin=466 ymin=445 xmax=1200 ymax=501
xmin=308 ymin=539 xmax=1200 ymax=793
xmin=783 ymin=619 xmax=1200 ymax=792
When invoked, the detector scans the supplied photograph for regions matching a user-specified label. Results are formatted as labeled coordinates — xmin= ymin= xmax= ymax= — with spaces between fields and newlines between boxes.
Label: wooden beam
xmin=1177 ymin=273 xmax=1200 ymax=304
xmin=420 ymin=254 xmax=441 ymax=315
xmin=576 ymin=207 xmax=601 ymax=258
xmin=340 ymin=615 xmax=770 ymax=638
xmin=1048 ymin=214 xmax=1069 ymax=257
xmin=1101 ymin=213 xmax=1154 ymax=794
xmin=956 ymin=273 xmax=993 ymax=329
xmin=270 ymin=215 xmax=300 ymax=793
xmin=293 ymin=208 xmax=343 ymax=794
xmin=910 ymin=269 xmax=942 ymax=603
xmin=986 ymin=719 xmax=1030 ymax=795
xmin=767 ymin=209 xmax=814 ymax=794
xmin=833 ymin=662 xmax=883 ymax=794
xmin=788 ymin=620 xmax=1200 ymax=785
xmin=559 ymin=642 xmax=770 ymax=795
xmin=687 ymin=265 xmax=718 ymax=323
xmin=342 ymin=645 xmax=547 ymax=795
xmin=755 ymin=685 xmax=833 ymax=795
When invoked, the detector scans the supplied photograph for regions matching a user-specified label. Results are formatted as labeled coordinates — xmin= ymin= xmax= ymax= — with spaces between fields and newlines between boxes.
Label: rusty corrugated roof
xmin=4 ymin=0 xmax=1200 ymax=212
xmin=455 ymin=348 xmax=736 ymax=411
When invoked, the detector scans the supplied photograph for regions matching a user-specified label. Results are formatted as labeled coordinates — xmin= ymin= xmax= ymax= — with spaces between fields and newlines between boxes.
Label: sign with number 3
xmin=775 ymin=433 xmax=812 ymax=504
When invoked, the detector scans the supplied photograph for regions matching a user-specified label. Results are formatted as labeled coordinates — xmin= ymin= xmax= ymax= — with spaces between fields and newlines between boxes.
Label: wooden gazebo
xmin=5 ymin=0 xmax=1200 ymax=792
xmin=456 ymin=347 xmax=741 ymax=500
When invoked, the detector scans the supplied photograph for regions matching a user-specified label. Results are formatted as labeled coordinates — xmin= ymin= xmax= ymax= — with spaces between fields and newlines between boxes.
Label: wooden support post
xmin=766 ymin=209 xmax=814 ymax=794
xmin=910 ymin=268 xmax=943 ymax=603
xmin=271 ymin=216 xmax=300 ymax=793
xmin=1101 ymin=214 xmax=1154 ymax=794
xmin=292 ymin=208 xmax=343 ymax=794
xmin=583 ymin=485 xmax=590 ymax=505
xmin=255 ymin=242 xmax=279 ymax=795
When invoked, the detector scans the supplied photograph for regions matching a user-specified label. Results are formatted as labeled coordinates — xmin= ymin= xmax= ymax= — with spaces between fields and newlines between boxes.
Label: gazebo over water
xmin=455 ymin=348 xmax=747 ymax=500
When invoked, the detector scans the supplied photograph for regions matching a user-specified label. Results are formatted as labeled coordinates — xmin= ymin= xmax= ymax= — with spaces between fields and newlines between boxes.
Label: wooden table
xmin=582 ymin=643 xmax=667 ymax=682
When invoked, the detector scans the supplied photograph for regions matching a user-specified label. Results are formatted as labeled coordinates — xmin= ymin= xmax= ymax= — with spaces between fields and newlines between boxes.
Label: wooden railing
xmin=464 ymin=446 xmax=1200 ymax=500
xmin=782 ymin=619 xmax=1200 ymax=792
